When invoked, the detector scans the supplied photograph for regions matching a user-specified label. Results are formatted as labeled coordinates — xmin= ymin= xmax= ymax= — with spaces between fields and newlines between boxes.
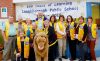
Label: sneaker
xmin=62 ymin=56 xmax=67 ymax=59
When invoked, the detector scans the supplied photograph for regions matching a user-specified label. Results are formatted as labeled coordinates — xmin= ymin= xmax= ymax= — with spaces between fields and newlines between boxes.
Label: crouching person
xmin=16 ymin=30 xmax=30 ymax=61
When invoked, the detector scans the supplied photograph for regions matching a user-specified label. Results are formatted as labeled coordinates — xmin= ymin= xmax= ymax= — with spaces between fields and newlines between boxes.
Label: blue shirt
xmin=9 ymin=24 xmax=16 ymax=36
xmin=37 ymin=20 xmax=43 ymax=29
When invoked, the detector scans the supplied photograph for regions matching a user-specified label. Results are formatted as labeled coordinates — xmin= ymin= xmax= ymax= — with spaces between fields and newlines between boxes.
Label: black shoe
xmin=59 ymin=58 xmax=62 ymax=61
xmin=62 ymin=56 xmax=67 ymax=59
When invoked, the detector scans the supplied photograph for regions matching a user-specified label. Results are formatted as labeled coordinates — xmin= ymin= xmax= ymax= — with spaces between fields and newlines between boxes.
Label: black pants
xmin=28 ymin=46 xmax=35 ymax=61
xmin=77 ymin=41 xmax=88 ymax=61
xmin=67 ymin=36 xmax=76 ymax=60
xmin=49 ymin=42 xmax=58 ymax=61
xmin=17 ymin=56 xmax=27 ymax=61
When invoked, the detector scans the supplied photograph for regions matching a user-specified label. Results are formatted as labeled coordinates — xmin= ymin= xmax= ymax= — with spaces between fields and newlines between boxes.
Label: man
xmin=2 ymin=16 xmax=17 ymax=61
xmin=35 ymin=12 xmax=47 ymax=33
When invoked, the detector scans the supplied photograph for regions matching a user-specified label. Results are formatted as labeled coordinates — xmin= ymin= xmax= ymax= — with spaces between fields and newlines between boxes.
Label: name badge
xmin=25 ymin=42 xmax=29 ymax=45
xmin=80 ymin=25 xmax=83 ymax=29
xmin=69 ymin=25 xmax=74 ymax=29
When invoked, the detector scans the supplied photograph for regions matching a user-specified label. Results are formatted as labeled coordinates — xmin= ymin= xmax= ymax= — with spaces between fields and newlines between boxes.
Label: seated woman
xmin=44 ymin=20 xmax=58 ymax=61
xmin=16 ymin=30 xmax=30 ymax=61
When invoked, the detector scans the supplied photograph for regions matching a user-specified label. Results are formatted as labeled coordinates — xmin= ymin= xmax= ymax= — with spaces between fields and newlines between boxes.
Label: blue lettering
xmin=50 ymin=8 xmax=61 ymax=12
xmin=64 ymin=7 xmax=78 ymax=11
xmin=27 ymin=5 xmax=33 ymax=8
xmin=35 ymin=4 xmax=45 ymax=7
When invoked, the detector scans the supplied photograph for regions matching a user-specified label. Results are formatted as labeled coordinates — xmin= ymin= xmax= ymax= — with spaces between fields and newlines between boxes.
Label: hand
xmin=16 ymin=53 xmax=20 ymax=57
xmin=63 ymin=35 xmax=66 ymax=38
xmin=96 ymin=35 xmax=99 ymax=41
xmin=4 ymin=39 xmax=7 ymax=42
xmin=75 ymin=34 xmax=78 ymax=39
xmin=63 ymin=33 xmax=66 ymax=37
xmin=82 ymin=41 xmax=85 ymax=43
xmin=30 ymin=44 xmax=34 ymax=47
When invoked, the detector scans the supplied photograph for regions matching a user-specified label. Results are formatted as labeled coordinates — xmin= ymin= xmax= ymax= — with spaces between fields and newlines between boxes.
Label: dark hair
xmin=87 ymin=16 xmax=93 ymax=21
xmin=66 ymin=15 xmax=73 ymax=23
xmin=50 ymin=15 xmax=57 ymax=23
xmin=59 ymin=15 xmax=65 ymax=21
xmin=79 ymin=16 xmax=84 ymax=21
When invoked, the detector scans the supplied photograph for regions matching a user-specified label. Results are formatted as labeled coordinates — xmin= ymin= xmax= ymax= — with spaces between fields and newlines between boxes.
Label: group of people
xmin=1 ymin=12 xmax=98 ymax=61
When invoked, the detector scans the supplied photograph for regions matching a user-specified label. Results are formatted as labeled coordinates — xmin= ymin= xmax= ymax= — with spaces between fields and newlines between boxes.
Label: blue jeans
xmin=77 ymin=42 xmax=87 ymax=61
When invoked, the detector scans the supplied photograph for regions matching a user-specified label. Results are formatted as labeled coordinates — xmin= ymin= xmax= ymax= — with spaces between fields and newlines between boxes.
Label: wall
xmin=92 ymin=4 xmax=100 ymax=23
xmin=0 ymin=0 xmax=16 ymax=20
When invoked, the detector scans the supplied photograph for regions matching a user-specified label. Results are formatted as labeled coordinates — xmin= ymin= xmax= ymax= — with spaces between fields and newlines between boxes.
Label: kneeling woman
xmin=16 ymin=30 xmax=30 ymax=61
xmin=44 ymin=20 xmax=58 ymax=61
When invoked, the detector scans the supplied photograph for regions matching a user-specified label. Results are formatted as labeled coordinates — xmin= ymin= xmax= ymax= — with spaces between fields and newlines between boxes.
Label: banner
xmin=16 ymin=1 xmax=86 ymax=20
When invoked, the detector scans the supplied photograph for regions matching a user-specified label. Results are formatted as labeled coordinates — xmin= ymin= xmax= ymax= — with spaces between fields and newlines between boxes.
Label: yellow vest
xmin=78 ymin=23 xmax=86 ymax=41
xmin=91 ymin=24 xmax=97 ymax=38
xmin=49 ymin=22 xmax=57 ymax=31
xmin=17 ymin=36 xmax=29 ymax=58
xmin=5 ymin=21 xmax=17 ymax=40
xmin=69 ymin=22 xmax=75 ymax=40
xmin=56 ymin=21 xmax=66 ymax=38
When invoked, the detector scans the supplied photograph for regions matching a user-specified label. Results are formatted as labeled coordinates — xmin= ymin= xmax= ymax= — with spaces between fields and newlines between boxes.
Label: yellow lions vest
xmin=5 ymin=21 xmax=17 ymax=40
xmin=49 ymin=22 xmax=56 ymax=31
xmin=78 ymin=23 xmax=86 ymax=41
xmin=56 ymin=21 xmax=65 ymax=38
xmin=69 ymin=22 xmax=75 ymax=40
xmin=17 ymin=36 xmax=29 ymax=58
xmin=91 ymin=24 xmax=97 ymax=38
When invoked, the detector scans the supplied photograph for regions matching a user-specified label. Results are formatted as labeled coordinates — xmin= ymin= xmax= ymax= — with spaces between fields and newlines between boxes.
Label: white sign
xmin=16 ymin=1 xmax=86 ymax=20
xmin=1 ymin=7 xmax=7 ymax=17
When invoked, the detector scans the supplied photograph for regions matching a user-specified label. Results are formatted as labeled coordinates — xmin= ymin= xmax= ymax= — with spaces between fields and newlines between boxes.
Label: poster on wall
xmin=16 ymin=1 xmax=86 ymax=20
xmin=1 ymin=7 xmax=7 ymax=17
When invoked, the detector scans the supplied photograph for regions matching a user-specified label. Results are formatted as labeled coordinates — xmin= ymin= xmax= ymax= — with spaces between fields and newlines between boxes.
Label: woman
xmin=16 ymin=30 xmax=30 ymax=61
xmin=66 ymin=15 xmax=76 ymax=60
xmin=25 ymin=18 xmax=33 ymax=38
xmin=87 ymin=17 xmax=97 ymax=61
xmin=44 ymin=20 xmax=57 ymax=61
xmin=76 ymin=16 xmax=88 ymax=61
xmin=49 ymin=15 xmax=57 ymax=29
xmin=56 ymin=15 xmax=66 ymax=61
xmin=49 ymin=15 xmax=58 ymax=58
